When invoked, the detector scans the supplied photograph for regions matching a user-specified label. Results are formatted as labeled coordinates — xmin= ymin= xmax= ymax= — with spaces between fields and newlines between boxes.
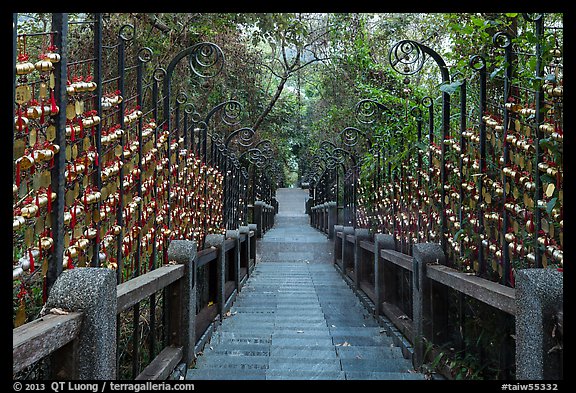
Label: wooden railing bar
xmin=13 ymin=312 xmax=83 ymax=374
xmin=116 ymin=264 xmax=185 ymax=314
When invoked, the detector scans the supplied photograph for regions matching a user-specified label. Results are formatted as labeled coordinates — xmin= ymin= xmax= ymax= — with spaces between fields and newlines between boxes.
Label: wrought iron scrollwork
xmin=389 ymin=40 xmax=426 ymax=76
xmin=340 ymin=127 xmax=364 ymax=148
xmin=153 ymin=67 xmax=166 ymax=82
xmin=189 ymin=42 xmax=225 ymax=79
xmin=355 ymin=99 xmax=390 ymax=124
xmin=493 ymin=32 xmax=512 ymax=49
xmin=137 ymin=47 xmax=153 ymax=63
xmin=469 ymin=55 xmax=487 ymax=72
xmin=118 ymin=24 xmax=135 ymax=41
xmin=410 ymin=106 xmax=423 ymax=120
xmin=421 ymin=96 xmax=433 ymax=108
xmin=176 ymin=92 xmax=188 ymax=105
xmin=226 ymin=127 xmax=255 ymax=148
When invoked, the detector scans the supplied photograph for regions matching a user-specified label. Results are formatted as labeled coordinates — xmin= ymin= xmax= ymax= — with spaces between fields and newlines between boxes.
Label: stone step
xmin=339 ymin=358 xmax=414 ymax=373
xmin=265 ymin=370 xmax=345 ymax=380
xmin=336 ymin=345 xmax=405 ymax=359
xmin=186 ymin=369 xmax=267 ymax=380
xmin=344 ymin=371 xmax=426 ymax=380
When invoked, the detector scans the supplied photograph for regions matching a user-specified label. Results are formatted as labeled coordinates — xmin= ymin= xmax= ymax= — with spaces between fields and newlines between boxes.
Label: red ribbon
xmin=50 ymin=89 xmax=57 ymax=114
xmin=28 ymin=249 xmax=35 ymax=273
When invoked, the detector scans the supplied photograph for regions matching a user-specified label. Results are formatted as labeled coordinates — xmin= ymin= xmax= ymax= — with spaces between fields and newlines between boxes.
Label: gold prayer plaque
xmin=46 ymin=125 xmax=56 ymax=141
xmin=13 ymin=139 xmax=26 ymax=159
xmin=66 ymin=104 xmax=76 ymax=120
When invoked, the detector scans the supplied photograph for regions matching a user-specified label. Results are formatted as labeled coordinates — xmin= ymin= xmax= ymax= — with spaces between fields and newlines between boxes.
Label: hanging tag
xmin=39 ymin=82 xmax=48 ymax=99
xmin=49 ymin=73 xmax=55 ymax=89
xmin=15 ymin=301 xmax=27 ymax=327
xmin=13 ymin=139 xmax=26 ymax=159
xmin=75 ymin=100 xmax=82 ymax=116
xmin=66 ymin=104 xmax=75 ymax=120
xmin=15 ymin=85 xmax=31 ymax=105
xmin=29 ymin=128 xmax=37 ymax=147
xmin=40 ymin=170 xmax=51 ymax=188
xmin=46 ymin=125 xmax=56 ymax=141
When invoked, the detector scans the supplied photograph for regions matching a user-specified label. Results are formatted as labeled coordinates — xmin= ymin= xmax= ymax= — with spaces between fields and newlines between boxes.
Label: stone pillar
xmin=373 ymin=234 xmax=395 ymax=319
xmin=327 ymin=201 xmax=337 ymax=239
xmin=46 ymin=268 xmax=117 ymax=380
xmin=167 ymin=240 xmax=197 ymax=365
xmin=411 ymin=243 xmax=445 ymax=369
xmin=239 ymin=225 xmax=250 ymax=278
xmin=353 ymin=228 xmax=371 ymax=288
xmin=248 ymin=223 xmax=257 ymax=267
xmin=226 ymin=229 xmax=241 ymax=292
xmin=253 ymin=201 xmax=264 ymax=238
xmin=515 ymin=268 xmax=563 ymax=380
xmin=341 ymin=226 xmax=355 ymax=275
xmin=204 ymin=234 xmax=226 ymax=321
xmin=333 ymin=225 xmax=344 ymax=266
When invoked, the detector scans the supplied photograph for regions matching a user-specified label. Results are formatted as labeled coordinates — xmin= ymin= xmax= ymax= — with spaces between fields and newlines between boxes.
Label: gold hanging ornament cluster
xmin=13 ymin=33 xmax=61 ymax=327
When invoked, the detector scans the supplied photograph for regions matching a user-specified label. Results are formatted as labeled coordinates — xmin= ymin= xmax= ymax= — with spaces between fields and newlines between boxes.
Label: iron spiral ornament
xmin=389 ymin=40 xmax=426 ymax=76
xmin=189 ymin=42 xmax=225 ymax=79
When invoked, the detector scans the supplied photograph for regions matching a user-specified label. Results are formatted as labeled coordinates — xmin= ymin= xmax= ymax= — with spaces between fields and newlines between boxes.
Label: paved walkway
xmin=186 ymin=188 xmax=424 ymax=380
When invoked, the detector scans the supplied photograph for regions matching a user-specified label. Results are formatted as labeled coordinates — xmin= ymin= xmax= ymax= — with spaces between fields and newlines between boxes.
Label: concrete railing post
xmin=515 ymin=268 xmax=563 ymax=380
xmin=248 ymin=223 xmax=257 ymax=266
xmin=254 ymin=201 xmax=264 ymax=238
xmin=341 ymin=226 xmax=355 ymax=276
xmin=239 ymin=225 xmax=250 ymax=278
xmin=353 ymin=228 xmax=371 ymax=288
xmin=411 ymin=243 xmax=445 ymax=369
xmin=333 ymin=225 xmax=344 ymax=267
xmin=46 ymin=268 xmax=117 ymax=380
xmin=373 ymin=234 xmax=396 ymax=319
xmin=226 ymin=229 xmax=241 ymax=292
xmin=327 ymin=201 xmax=337 ymax=239
xmin=204 ymin=234 xmax=226 ymax=321
xmin=167 ymin=240 xmax=197 ymax=365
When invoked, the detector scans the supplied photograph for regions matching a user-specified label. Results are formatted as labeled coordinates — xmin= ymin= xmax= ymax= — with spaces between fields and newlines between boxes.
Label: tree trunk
xmin=252 ymin=73 xmax=289 ymax=132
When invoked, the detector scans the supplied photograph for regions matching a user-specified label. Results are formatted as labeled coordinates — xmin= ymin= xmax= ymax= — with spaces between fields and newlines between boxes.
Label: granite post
xmin=373 ymin=234 xmax=396 ymax=319
xmin=412 ymin=243 xmax=445 ymax=369
xmin=46 ymin=268 xmax=117 ymax=380
xmin=226 ymin=229 xmax=241 ymax=292
xmin=515 ymin=268 xmax=563 ymax=380
xmin=166 ymin=239 xmax=197 ymax=365
xmin=333 ymin=225 xmax=344 ymax=266
xmin=353 ymin=228 xmax=371 ymax=288
xmin=341 ymin=226 xmax=355 ymax=275
xmin=239 ymin=225 xmax=250 ymax=278
xmin=248 ymin=223 xmax=257 ymax=267
xmin=204 ymin=234 xmax=226 ymax=321
xmin=327 ymin=201 xmax=337 ymax=239
xmin=254 ymin=201 xmax=264 ymax=238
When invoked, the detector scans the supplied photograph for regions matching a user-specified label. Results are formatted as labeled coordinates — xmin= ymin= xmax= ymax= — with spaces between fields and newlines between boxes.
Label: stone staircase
xmin=186 ymin=188 xmax=425 ymax=380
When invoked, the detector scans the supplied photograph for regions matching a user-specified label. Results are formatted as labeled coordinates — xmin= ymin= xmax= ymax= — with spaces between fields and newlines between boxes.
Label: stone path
xmin=186 ymin=188 xmax=424 ymax=380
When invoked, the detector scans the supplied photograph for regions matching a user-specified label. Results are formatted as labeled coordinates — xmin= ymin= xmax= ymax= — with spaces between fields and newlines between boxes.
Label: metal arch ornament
xmin=355 ymin=99 xmax=391 ymax=124
xmin=188 ymin=42 xmax=226 ymax=79
xmin=388 ymin=40 xmax=426 ymax=75
xmin=225 ymin=127 xmax=255 ymax=149
xmin=203 ymin=100 xmax=242 ymax=128
xmin=340 ymin=126 xmax=365 ymax=148
xmin=389 ymin=39 xmax=450 ymax=83
xmin=163 ymin=42 xmax=226 ymax=130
